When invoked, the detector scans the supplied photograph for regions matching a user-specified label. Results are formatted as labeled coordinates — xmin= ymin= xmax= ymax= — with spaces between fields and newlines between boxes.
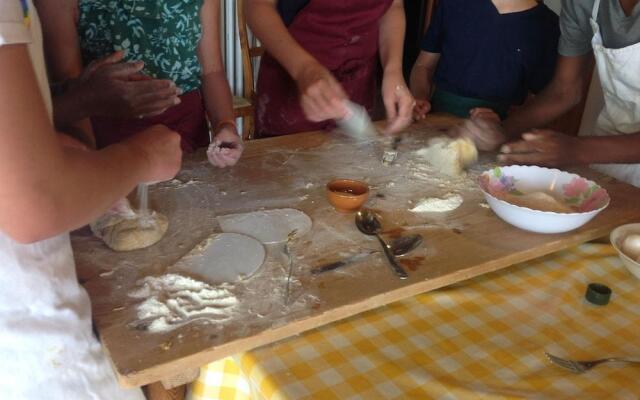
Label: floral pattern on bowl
xmin=479 ymin=167 xmax=610 ymax=213
xmin=562 ymin=177 xmax=609 ymax=212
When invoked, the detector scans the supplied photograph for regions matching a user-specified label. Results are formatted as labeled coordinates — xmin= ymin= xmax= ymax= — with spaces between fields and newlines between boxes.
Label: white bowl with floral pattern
xmin=478 ymin=166 xmax=610 ymax=234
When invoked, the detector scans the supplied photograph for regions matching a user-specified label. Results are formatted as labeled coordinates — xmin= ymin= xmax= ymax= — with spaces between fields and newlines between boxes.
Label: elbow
xmin=0 ymin=197 xmax=66 ymax=244
xmin=555 ymin=83 xmax=584 ymax=110
xmin=1 ymin=217 xmax=57 ymax=244
xmin=566 ymin=87 xmax=584 ymax=108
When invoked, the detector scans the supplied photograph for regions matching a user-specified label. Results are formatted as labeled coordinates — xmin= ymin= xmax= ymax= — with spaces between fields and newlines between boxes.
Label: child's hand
xmin=382 ymin=73 xmax=414 ymax=135
xmin=207 ymin=127 xmax=244 ymax=168
xmin=449 ymin=114 xmax=506 ymax=151
xmin=470 ymin=107 xmax=500 ymax=124
xmin=413 ymin=99 xmax=431 ymax=120
xmin=295 ymin=61 xmax=349 ymax=122
xmin=498 ymin=129 xmax=586 ymax=167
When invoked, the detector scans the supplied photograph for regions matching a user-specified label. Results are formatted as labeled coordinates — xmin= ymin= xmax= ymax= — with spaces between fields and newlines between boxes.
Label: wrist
xmin=383 ymin=65 xmax=403 ymax=78
xmin=575 ymin=137 xmax=599 ymax=165
xmin=214 ymin=119 xmax=238 ymax=136
xmin=290 ymin=56 xmax=320 ymax=82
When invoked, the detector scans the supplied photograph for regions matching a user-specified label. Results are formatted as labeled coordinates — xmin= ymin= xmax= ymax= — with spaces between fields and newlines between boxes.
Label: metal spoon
xmin=311 ymin=234 xmax=423 ymax=275
xmin=355 ymin=210 xmax=409 ymax=279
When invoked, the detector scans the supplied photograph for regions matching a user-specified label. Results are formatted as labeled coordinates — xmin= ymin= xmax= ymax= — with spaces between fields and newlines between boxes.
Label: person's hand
xmin=498 ymin=129 xmax=587 ymax=167
xmin=74 ymin=51 xmax=181 ymax=119
xmin=449 ymin=108 xmax=507 ymax=151
xmin=469 ymin=107 xmax=501 ymax=124
xmin=125 ymin=125 xmax=182 ymax=183
xmin=207 ymin=125 xmax=244 ymax=168
xmin=381 ymin=72 xmax=415 ymax=134
xmin=295 ymin=61 xmax=348 ymax=122
xmin=413 ymin=99 xmax=431 ymax=120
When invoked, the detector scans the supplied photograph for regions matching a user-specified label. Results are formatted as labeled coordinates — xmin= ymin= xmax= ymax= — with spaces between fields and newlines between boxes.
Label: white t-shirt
xmin=0 ymin=1 xmax=144 ymax=398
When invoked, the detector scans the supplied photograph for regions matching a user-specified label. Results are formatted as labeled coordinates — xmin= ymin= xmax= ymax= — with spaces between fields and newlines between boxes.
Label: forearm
xmin=201 ymin=71 xmax=235 ymax=128
xmin=0 ymin=46 xmax=148 ymax=242
xmin=245 ymin=0 xmax=317 ymax=80
xmin=578 ymin=134 xmax=640 ymax=165
xmin=378 ymin=0 xmax=405 ymax=76
xmin=504 ymin=54 xmax=590 ymax=138
xmin=409 ymin=65 xmax=434 ymax=100
xmin=503 ymin=85 xmax=581 ymax=137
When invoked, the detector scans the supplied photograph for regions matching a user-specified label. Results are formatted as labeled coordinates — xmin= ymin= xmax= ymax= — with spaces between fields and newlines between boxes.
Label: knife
xmin=311 ymin=251 xmax=376 ymax=275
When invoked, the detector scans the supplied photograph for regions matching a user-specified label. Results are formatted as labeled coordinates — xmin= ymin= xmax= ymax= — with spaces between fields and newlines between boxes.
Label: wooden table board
xmin=72 ymin=115 xmax=640 ymax=387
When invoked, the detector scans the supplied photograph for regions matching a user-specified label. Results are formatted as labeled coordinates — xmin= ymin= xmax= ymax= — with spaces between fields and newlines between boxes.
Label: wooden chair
xmin=234 ymin=0 xmax=263 ymax=140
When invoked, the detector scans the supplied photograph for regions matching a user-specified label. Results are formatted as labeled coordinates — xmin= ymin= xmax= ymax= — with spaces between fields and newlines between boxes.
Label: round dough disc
xmin=216 ymin=208 xmax=312 ymax=244
xmin=95 ymin=212 xmax=169 ymax=252
xmin=172 ymin=233 xmax=266 ymax=283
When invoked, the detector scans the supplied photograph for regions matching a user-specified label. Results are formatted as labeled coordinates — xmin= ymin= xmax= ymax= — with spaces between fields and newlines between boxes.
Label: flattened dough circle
xmin=171 ymin=233 xmax=266 ymax=283
xmin=216 ymin=208 xmax=312 ymax=244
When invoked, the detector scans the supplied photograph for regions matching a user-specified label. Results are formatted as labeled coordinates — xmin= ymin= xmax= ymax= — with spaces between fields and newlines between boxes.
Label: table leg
xmin=144 ymin=368 xmax=200 ymax=400
xmin=144 ymin=382 xmax=185 ymax=400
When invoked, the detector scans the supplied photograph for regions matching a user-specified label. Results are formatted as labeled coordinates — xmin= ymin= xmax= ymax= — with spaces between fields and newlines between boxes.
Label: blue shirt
xmin=422 ymin=0 xmax=560 ymax=105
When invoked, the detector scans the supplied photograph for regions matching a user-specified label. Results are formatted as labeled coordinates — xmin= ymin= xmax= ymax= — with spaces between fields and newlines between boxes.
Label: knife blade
xmin=311 ymin=251 xmax=375 ymax=275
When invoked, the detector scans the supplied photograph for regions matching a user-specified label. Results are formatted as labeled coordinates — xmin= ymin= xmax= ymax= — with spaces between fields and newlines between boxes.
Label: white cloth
xmin=0 ymin=1 xmax=143 ymax=398
xmin=584 ymin=0 xmax=640 ymax=187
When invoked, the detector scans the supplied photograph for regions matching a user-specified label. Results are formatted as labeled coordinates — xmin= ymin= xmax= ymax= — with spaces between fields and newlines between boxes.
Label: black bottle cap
xmin=585 ymin=283 xmax=612 ymax=306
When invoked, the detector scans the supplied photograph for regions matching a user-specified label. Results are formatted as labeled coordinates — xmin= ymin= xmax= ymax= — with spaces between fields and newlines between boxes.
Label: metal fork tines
xmin=545 ymin=352 xmax=640 ymax=373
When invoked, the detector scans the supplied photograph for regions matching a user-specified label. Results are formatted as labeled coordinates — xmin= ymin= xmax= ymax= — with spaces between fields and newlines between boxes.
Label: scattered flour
xmin=129 ymin=274 xmax=238 ymax=333
xmin=410 ymin=193 xmax=464 ymax=213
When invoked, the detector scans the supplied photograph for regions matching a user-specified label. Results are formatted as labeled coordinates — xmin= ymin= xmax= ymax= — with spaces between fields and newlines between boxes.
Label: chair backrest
xmin=237 ymin=0 xmax=263 ymax=103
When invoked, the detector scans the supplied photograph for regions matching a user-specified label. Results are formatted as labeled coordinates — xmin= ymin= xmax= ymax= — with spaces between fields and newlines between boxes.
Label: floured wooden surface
xmin=71 ymin=115 xmax=640 ymax=387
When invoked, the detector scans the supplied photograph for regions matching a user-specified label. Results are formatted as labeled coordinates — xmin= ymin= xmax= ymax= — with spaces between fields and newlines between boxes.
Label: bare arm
xmin=245 ymin=0 xmax=347 ymax=121
xmin=503 ymin=54 xmax=591 ymax=137
xmin=34 ymin=0 xmax=96 ymax=146
xmin=379 ymin=0 xmax=414 ymax=133
xmin=379 ymin=0 xmax=405 ymax=77
xmin=199 ymin=0 xmax=243 ymax=167
xmin=409 ymin=50 xmax=439 ymax=119
xmin=245 ymin=0 xmax=317 ymax=82
xmin=36 ymin=0 xmax=179 ymax=145
xmin=0 ymin=45 xmax=181 ymax=243
xmin=198 ymin=0 xmax=234 ymax=128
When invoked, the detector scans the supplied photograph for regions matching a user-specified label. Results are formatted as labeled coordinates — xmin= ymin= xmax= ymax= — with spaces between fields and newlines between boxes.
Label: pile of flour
xmin=410 ymin=193 xmax=464 ymax=213
xmin=129 ymin=274 xmax=238 ymax=333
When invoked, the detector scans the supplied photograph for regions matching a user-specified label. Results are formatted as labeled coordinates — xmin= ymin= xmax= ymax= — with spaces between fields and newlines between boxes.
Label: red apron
xmin=91 ymin=89 xmax=210 ymax=152
xmin=255 ymin=0 xmax=393 ymax=137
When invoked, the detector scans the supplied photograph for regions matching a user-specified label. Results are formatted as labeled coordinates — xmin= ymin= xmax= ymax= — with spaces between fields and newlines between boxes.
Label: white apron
xmin=586 ymin=0 xmax=640 ymax=187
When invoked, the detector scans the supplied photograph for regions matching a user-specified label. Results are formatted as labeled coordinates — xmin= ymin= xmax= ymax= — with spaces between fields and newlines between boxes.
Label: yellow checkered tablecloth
xmin=188 ymin=244 xmax=640 ymax=399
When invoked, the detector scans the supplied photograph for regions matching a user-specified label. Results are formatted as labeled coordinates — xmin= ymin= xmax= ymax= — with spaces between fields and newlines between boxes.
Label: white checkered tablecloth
xmin=189 ymin=244 xmax=640 ymax=399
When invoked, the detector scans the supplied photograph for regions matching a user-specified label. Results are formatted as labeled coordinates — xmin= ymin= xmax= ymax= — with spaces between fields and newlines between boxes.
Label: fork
xmin=545 ymin=352 xmax=640 ymax=373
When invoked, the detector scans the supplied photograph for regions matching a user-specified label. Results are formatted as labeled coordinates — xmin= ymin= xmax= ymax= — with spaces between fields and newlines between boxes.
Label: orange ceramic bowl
xmin=326 ymin=179 xmax=369 ymax=213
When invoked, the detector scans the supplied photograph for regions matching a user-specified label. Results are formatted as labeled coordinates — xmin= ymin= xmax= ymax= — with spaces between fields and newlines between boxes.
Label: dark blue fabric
xmin=421 ymin=0 xmax=560 ymax=106
xmin=277 ymin=0 xmax=311 ymax=26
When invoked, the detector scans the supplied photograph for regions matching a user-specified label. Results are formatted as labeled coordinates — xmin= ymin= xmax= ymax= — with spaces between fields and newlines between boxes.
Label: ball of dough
xmin=417 ymin=136 xmax=478 ymax=177
xmin=622 ymin=234 xmax=640 ymax=260
xmin=92 ymin=212 xmax=168 ymax=252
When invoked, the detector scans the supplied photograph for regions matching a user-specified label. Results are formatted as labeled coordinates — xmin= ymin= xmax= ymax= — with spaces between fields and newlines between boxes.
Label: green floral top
xmin=77 ymin=0 xmax=204 ymax=92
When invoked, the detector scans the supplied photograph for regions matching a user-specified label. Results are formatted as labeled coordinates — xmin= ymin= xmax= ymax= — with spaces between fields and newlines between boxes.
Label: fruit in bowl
xmin=478 ymin=166 xmax=610 ymax=234
xmin=611 ymin=223 xmax=640 ymax=280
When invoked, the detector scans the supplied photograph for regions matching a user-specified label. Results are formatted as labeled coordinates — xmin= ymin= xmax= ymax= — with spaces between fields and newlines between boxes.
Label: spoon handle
xmin=375 ymin=235 xmax=409 ymax=279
